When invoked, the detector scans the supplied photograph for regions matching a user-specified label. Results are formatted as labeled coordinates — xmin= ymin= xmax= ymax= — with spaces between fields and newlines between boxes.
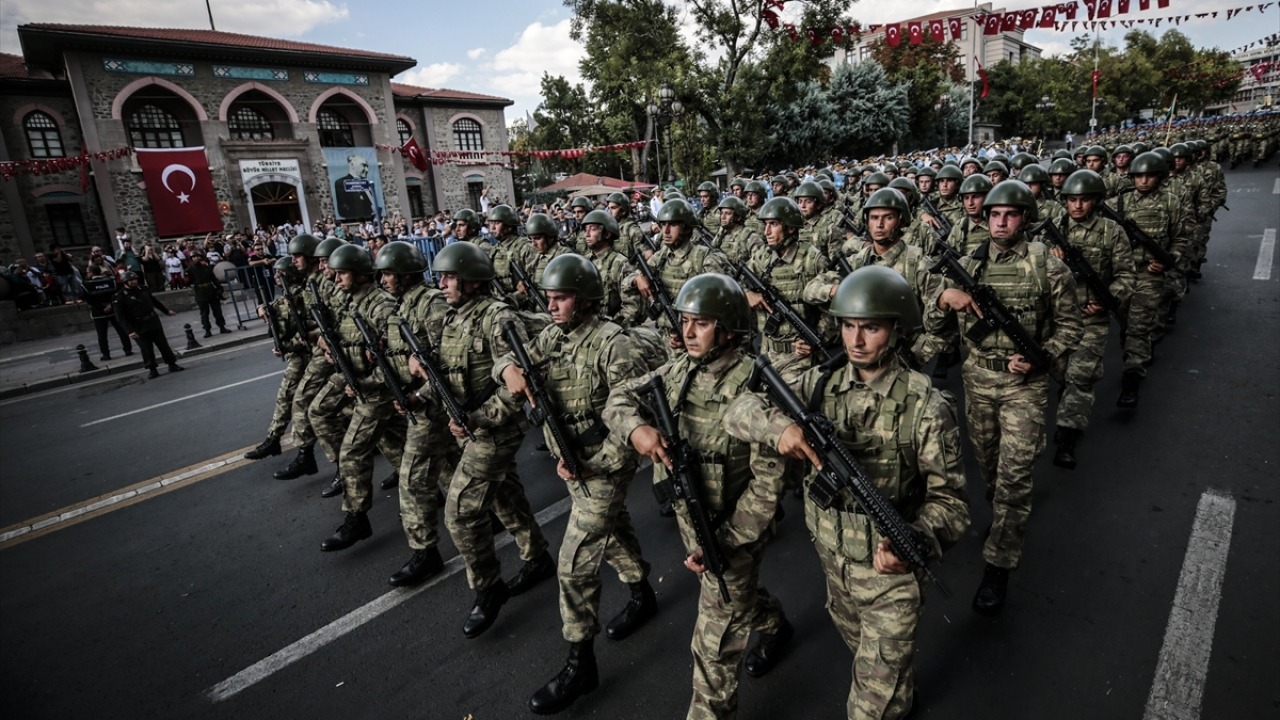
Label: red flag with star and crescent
xmin=136 ymin=147 xmax=222 ymax=237
xmin=886 ymin=24 xmax=902 ymax=47
xmin=908 ymin=21 xmax=924 ymax=45
xmin=984 ymin=14 xmax=1002 ymax=35
xmin=402 ymin=136 xmax=429 ymax=172
xmin=948 ymin=16 xmax=963 ymax=39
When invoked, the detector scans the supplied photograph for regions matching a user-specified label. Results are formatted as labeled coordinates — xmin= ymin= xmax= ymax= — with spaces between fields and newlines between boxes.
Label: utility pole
xmin=206 ymin=0 xmax=217 ymax=31
xmin=1089 ymin=28 xmax=1100 ymax=135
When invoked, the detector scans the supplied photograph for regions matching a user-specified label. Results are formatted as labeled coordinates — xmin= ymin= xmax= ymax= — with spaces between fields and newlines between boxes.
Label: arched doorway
xmin=250 ymin=181 xmax=302 ymax=228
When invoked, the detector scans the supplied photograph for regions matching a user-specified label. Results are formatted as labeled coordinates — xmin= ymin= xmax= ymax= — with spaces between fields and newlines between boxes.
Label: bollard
xmin=76 ymin=344 xmax=98 ymax=373
xmin=184 ymin=323 xmax=202 ymax=350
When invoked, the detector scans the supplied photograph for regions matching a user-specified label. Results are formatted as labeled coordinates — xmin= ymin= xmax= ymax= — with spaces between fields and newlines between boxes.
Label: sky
xmin=0 ymin=0 xmax=1275 ymax=128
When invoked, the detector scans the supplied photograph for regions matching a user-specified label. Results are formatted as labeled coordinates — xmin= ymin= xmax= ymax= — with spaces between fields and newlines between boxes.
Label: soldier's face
xmin=659 ymin=221 xmax=684 ymax=246
xmin=937 ymin=178 xmax=958 ymax=197
xmin=986 ymin=171 xmax=1005 ymax=185
xmin=1065 ymin=195 xmax=1097 ymax=220
xmin=745 ymin=191 xmax=764 ymax=208
xmin=866 ymin=209 xmax=900 ymax=244
xmin=762 ymin=219 xmax=787 ymax=247
xmin=1026 ymin=182 xmax=1044 ymax=197
xmin=454 ymin=220 xmax=470 ymax=237
xmin=680 ymin=314 xmax=721 ymax=360
xmin=1133 ymin=174 xmax=1160 ymax=193
xmin=584 ymin=224 xmax=605 ymax=248
xmin=292 ymin=254 xmax=309 ymax=272
xmin=572 ymin=207 xmax=587 ymax=221
xmin=608 ymin=203 xmax=625 ymax=220
xmin=530 ymin=234 xmax=552 ymax=253
xmin=486 ymin=220 xmax=505 ymax=236
xmin=731 ymin=186 xmax=744 ymax=198
xmin=720 ymin=208 xmax=737 ymax=227
xmin=1050 ymin=174 xmax=1068 ymax=189
xmin=772 ymin=182 xmax=786 ymax=195
xmin=1113 ymin=152 xmax=1132 ymax=169
xmin=796 ymin=197 xmax=818 ymax=218
xmin=547 ymin=290 xmax=577 ymax=325
xmin=699 ymin=192 xmax=714 ymax=206
xmin=335 ymin=269 xmax=356 ymax=292
xmin=987 ymin=207 xmax=1025 ymax=243
xmin=917 ymin=177 xmax=934 ymax=193
xmin=1174 ymin=157 xmax=1189 ymax=172
xmin=382 ymin=272 xmax=405 ymax=295
xmin=962 ymin=193 xmax=986 ymax=218
xmin=1085 ymin=157 xmax=1105 ymax=171
xmin=841 ymin=318 xmax=894 ymax=370
xmin=863 ymin=184 xmax=881 ymax=197
xmin=438 ymin=272 xmax=463 ymax=305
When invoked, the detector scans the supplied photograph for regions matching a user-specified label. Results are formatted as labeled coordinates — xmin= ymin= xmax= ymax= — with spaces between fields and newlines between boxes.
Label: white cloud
xmin=398 ymin=61 xmax=464 ymax=88
xmin=467 ymin=47 xmax=486 ymax=60
xmin=481 ymin=18 xmax=586 ymax=124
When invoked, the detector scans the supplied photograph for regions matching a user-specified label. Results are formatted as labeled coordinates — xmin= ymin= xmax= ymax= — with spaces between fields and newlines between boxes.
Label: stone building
xmin=0 ymin=24 xmax=513 ymax=262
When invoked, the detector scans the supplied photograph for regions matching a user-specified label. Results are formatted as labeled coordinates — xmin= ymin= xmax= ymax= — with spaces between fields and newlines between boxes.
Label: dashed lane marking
xmin=204 ymin=496 xmax=574 ymax=703
xmin=79 ymin=370 xmax=282 ymax=427
xmin=1142 ymin=489 xmax=1236 ymax=720
xmin=1273 ymin=177 xmax=1279 ymax=194
xmin=1253 ymin=228 xmax=1275 ymax=281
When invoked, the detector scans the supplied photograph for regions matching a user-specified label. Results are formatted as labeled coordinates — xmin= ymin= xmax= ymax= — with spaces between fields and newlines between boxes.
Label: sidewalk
xmin=0 ymin=305 xmax=269 ymax=400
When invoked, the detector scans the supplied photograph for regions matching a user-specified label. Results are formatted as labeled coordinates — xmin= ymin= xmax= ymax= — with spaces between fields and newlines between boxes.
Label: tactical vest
xmin=955 ymin=217 xmax=992 ymax=256
xmin=718 ymin=225 xmax=757 ymax=265
xmin=664 ymin=354 xmax=756 ymax=516
xmin=541 ymin=319 xmax=628 ymax=471
xmin=486 ymin=235 xmax=524 ymax=291
xmin=962 ymin=240 xmax=1051 ymax=355
xmin=333 ymin=283 xmax=395 ymax=378
xmin=1121 ymin=189 xmax=1176 ymax=262
xmin=1063 ymin=215 xmax=1119 ymax=310
xmin=385 ymin=283 xmax=446 ymax=386
xmin=618 ymin=220 xmax=644 ymax=260
xmin=649 ymin=241 xmax=716 ymax=330
xmin=748 ymin=241 xmax=817 ymax=339
xmin=589 ymin=248 xmax=629 ymax=319
xmin=528 ymin=245 xmax=566 ymax=285
xmin=439 ymin=296 xmax=506 ymax=408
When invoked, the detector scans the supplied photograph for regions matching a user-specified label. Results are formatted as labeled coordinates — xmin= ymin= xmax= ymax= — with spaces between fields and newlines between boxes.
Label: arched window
xmin=396 ymin=118 xmax=413 ymax=146
xmin=25 ymin=111 xmax=65 ymax=158
xmin=453 ymin=118 xmax=483 ymax=152
xmin=127 ymin=104 xmax=185 ymax=148
xmin=317 ymin=109 xmax=354 ymax=147
xmin=229 ymin=106 xmax=274 ymax=141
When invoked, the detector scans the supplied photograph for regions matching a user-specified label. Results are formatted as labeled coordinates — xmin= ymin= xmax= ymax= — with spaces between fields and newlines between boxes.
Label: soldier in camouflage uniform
xmin=1169 ymin=143 xmax=1211 ymax=282
xmin=794 ymin=181 xmax=844 ymax=260
xmin=714 ymin=195 xmax=762 ymax=265
xmin=886 ymin=178 xmax=934 ymax=252
xmin=604 ymin=273 xmax=793 ymax=720
xmin=479 ymin=204 xmax=532 ymax=309
xmin=745 ymin=196 xmax=826 ymax=362
xmin=245 ymin=255 xmax=312 ymax=462
xmin=1190 ymin=139 xmax=1227 ymax=276
xmin=409 ymin=241 xmax=553 ymax=638
xmin=579 ymin=209 xmax=636 ymax=324
xmin=607 ymin=191 xmax=647 ymax=261
xmin=770 ymin=174 xmax=789 ymax=198
xmin=518 ymin=212 xmax=567 ymax=302
xmin=915 ymin=165 xmax=936 ymax=199
xmin=1050 ymin=171 xmax=1135 ymax=470
xmin=933 ymin=180 xmax=1082 ymax=615
xmin=945 ymin=174 xmax=994 ymax=256
xmin=1047 ymin=157 xmax=1077 ymax=200
xmin=1105 ymin=145 xmax=1135 ymax=199
xmin=496 ymin=255 xmax=656 ymax=715
xmin=726 ymin=265 xmax=970 ymax=720
xmin=1018 ymin=165 xmax=1067 ymax=225
xmin=566 ymin=196 xmax=594 ymax=254
xmin=696 ymin=181 xmax=723 ymax=236
xmin=1114 ymin=152 xmax=1193 ymax=410
xmin=727 ymin=177 xmax=747 ymax=199
xmin=742 ymin=180 xmax=769 ymax=238
xmin=453 ymin=207 xmax=485 ymax=244
xmin=311 ymin=244 xmax=405 ymax=552
xmin=924 ymin=164 xmax=965 ymax=230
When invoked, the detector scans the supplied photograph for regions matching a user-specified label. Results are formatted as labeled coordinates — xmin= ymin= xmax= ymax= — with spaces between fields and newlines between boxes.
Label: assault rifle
xmin=633 ymin=250 xmax=682 ymax=333
xmin=1031 ymin=218 xmax=1128 ymax=331
xmin=928 ymin=248 xmax=1059 ymax=381
xmin=307 ymin=279 xmax=366 ymax=403
xmin=282 ymin=291 xmax=310 ymax=347
xmin=753 ymin=354 xmax=951 ymax=599
xmin=353 ymin=311 xmax=416 ymax=425
xmin=830 ymin=250 xmax=855 ymax=277
xmin=643 ymin=375 xmax=732 ymax=604
xmin=263 ymin=301 xmax=286 ymax=361
xmin=510 ymin=261 xmax=550 ymax=315
xmin=500 ymin=320 xmax=589 ymax=497
xmin=920 ymin=196 xmax=953 ymax=238
xmin=1097 ymin=199 xmax=1178 ymax=270
xmin=837 ymin=205 xmax=866 ymax=237
xmin=734 ymin=260 xmax=836 ymax=363
xmin=396 ymin=317 xmax=474 ymax=441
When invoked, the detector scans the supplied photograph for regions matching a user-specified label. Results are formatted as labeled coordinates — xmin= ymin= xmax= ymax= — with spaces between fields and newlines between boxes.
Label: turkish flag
xmin=930 ymin=19 xmax=946 ymax=41
xmin=908 ymin=21 xmax=924 ymax=45
xmin=402 ymin=136 xmax=429 ymax=171
xmin=1098 ymin=0 xmax=1112 ymax=18
xmin=1157 ymin=0 xmax=1169 ymax=7
xmin=984 ymin=14 xmax=1002 ymax=34
xmin=1001 ymin=12 xmax=1018 ymax=31
xmin=1251 ymin=62 xmax=1269 ymax=81
xmin=949 ymin=17 xmax=963 ymax=39
xmin=976 ymin=56 xmax=990 ymax=98
xmin=1117 ymin=0 xmax=1131 ymax=14
xmin=136 ymin=147 xmax=222 ymax=237
xmin=1040 ymin=6 xmax=1058 ymax=27
xmin=1064 ymin=3 xmax=1079 ymax=19
xmin=1020 ymin=9 xmax=1038 ymax=27
xmin=1092 ymin=69 xmax=1101 ymax=97
xmin=886 ymin=23 xmax=902 ymax=47
xmin=1139 ymin=0 xmax=1150 ymax=9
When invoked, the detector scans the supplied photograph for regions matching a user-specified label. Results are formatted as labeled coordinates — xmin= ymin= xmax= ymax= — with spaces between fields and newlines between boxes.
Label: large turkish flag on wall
xmin=136 ymin=147 xmax=222 ymax=237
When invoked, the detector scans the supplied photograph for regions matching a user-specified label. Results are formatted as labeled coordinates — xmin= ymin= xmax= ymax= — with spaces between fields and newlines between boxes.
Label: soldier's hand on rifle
xmin=667 ymin=332 xmax=685 ymax=351
xmin=1049 ymin=246 xmax=1066 ymax=261
xmin=684 ymin=548 xmax=708 ymax=575
xmin=634 ymin=274 xmax=653 ymax=299
xmin=257 ymin=305 xmax=268 ymax=321
xmin=272 ymin=348 xmax=282 ymax=358
xmin=1007 ymin=353 xmax=1033 ymax=375
xmin=316 ymin=335 xmax=330 ymax=354
xmin=407 ymin=355 xmax=425 ymax=380
xmin=873 ymin=539 xmax=910 ymax=575
xmin=342 ymin=381 xmax=357 ymax=399
xmin=556 ymin=458 xmax=592 ymax=483
xmin=777 ymin=423 xmax=822 ymax=469
xmin=794 ymin=338 xmax=814 ymax=359
xmin=516 ymin=281 xmax=528 ymax=296
xmin=1083 ymin=300 xmax=1105 ymax=316
xmin=629 ymin=425 xmax=671 ymax=470
xmin=500 ymin=364 xmax=534 ymax=405
xmin=921 ymin=213 xmax=941 ymax=230
xmin=745 ymin=290 xmax=769 ymax=311
xmin=939 ymin=288 xmax=983 ymax=319
xmin=1147 ymin=259 xmax=1167 ymax=274
xmin=448 ymin=415 xmax=475 ymax=439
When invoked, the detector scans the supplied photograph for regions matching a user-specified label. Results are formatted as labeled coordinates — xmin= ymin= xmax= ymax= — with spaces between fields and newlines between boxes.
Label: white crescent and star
xmin=160 ymin=163 xmax=197 ymax=204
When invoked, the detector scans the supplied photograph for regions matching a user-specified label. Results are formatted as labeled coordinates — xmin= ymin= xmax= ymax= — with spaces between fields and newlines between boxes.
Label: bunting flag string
xmin=1053 ymin=3 xmax=1273 ymax=32
xmin=0 ymin=146 xmax=132 ymax=183
xmin=374 ymin=140 xmax=649 ymax=166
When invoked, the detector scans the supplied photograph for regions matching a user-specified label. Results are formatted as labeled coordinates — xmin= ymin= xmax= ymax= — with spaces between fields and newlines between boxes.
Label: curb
xmin=0 ymin=331 xmax=269 ymax=401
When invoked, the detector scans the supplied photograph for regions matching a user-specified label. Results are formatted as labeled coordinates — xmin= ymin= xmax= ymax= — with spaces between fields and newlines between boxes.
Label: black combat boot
xmin=462 ymin=581 xmax=510 ymax=638
xmin=321 ymin=473 xmax=344 ymax=498
xmin=972 ymin=563 xmax=1011 ymax=616
xmin=203 ymin=328 xmax=213 ymax=339
xmin=744 ymin=617 xmax=794 ymax=678
xmin=506 ymin=550 xmax=555 ymax=596
xmin=167 ymin=363 xmax=184 ymax=373
xmin=320 ymin=511 xmax=372 ymax=552
xmin=1164 ymin=300 xmax=1180 ymax=326
xmin=244 ymin=436 xmax=281 ymax=460
xmin=528 ymin=639 xmax=599 ymax=715
xmin=147 ymin=366 xmax=160 ymax=379
xmin=605 ymin=579 xmax=657 ymax=641
xmin=1116 ymin=370 xmax=1142 ymax=409
xmin=388 ymin=547 xmax=444 ymax=587
xmin=1052 ymin=426 xmax=1080 ymax=470
xmin=379 ymin=471 xmax=399 ymax=490
xmin=274 ymin=445 xmax=318 ymax=479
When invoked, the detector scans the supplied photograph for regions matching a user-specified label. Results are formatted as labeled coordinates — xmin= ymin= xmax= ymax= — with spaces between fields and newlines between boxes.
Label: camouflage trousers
xmin=682 ymin=516 xmax=786 ymax=720
xmin=445 ymin=424 xmax=549 ymax=590
xmin=1191 ymin=220 xmax=1213 ymax=267
xmin=290 ymin=354 xmax=337 ymax=449
xmin=1057 ymin=320 xmax=1110 ymax=431
xmin=1124 ymin=271 xmax=1178 ymax=376
xmin=397 ymin=418 xmax=461 ymax=550
xmin=962 ymin=363 xmax=1048 ymax=570
xmin=337 ymin=392 xmax=405 ymax=515
xmin=558 ymin=466 xmax=650 ymax=642
xmin=307 ymin=376 xmax=353 ymax=463
xmin=266 ymin=352 xmax=309 ymax=439
xmin=809 ymin=499 xmax=922 ymax=720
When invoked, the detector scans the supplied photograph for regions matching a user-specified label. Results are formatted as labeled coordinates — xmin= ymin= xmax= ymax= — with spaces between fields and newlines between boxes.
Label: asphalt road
xmin=1 ymin=165 xmax=1276 ymax=720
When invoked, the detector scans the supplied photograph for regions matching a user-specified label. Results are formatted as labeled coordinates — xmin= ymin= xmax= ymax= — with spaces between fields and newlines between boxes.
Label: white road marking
xmin=79 ymin=371 xmax=282 ymax=427
xmin=1272 ymin=177 xmax=1279 ymax=194
xmin=1142 ymin=489 xmax=1236 ymax=720
xmin=205 ymin=496 xmax=574 ymax=703
xmin=1254 ymin=229 xmax=1275 ymax=281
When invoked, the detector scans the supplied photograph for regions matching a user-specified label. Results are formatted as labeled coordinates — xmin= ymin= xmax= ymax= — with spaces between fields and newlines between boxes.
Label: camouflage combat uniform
xmin=744 ymin=235 xmax=825 ymax=360
xmin=629 ymin=237 xmax=734 ymax=338
xmin=1116 ymin=185 xmax=1192 ymax=375
xmin=264 ymin=282 xmax=310 ymax=442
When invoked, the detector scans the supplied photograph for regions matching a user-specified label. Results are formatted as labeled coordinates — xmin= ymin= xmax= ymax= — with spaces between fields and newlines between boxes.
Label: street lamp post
xmin=1036 ymin=94 xmax=1055 ymax=145
xmin=936 ymin=93 xmax=953 ymax=149
xmin=646 ymin=82 xmax=684 ymax=185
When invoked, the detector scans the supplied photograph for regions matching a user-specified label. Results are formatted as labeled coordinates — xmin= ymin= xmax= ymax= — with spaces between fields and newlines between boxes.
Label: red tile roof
xmin=0 ymin=52 xmax=29 ymax=78
xmin=20 ymin=24 xmax=415 ymax=65
xmin=391 ymin=82 xmax=511 ymax=105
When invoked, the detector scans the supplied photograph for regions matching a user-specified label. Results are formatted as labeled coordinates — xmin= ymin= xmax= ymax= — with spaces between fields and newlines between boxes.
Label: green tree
xmin=826 ymin=60 xmax=910 ymax=159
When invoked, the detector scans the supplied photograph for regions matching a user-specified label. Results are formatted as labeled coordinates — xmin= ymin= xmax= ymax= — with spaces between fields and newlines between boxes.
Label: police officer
xmin=934 ymin=180 xmax=1082 ymax=615
xmin=112 ymin=271 xmax=183 ymax=379
xmin=604 ymin=273 xmax=794 ymax=720
xmin=725 ymin=266 xmax=970 ymax=720
xmin=410 ymin=241 xmax=553 ymax=638
xmin=186 ymin=249 xmax=230 ymax=337
xmin=80 ymin=263 xmax=133 ymax=361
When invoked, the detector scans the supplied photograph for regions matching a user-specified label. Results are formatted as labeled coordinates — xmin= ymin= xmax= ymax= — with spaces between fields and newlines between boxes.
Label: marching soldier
xmin=607 ymin=191 xmax=647 ymax=261
xmin=245 ymin=257 xmax=311 ymax=461
xmin=696 ymin=181 xmax=723 ymax=235
xmin=742 ymin=180 xmax=769 ymax=237
xmin=479 ymin=204 xmax=531 ymax=308
xmin=567 ymin=196 xmax=594 ymax=254
xmin=714 ymin=195 xmax=762 ymax=265
xmin=945 ymin=174 xmax=994 ymax=256
xmin=1018 ymin=165 xmax=1067 ymax=225
xmin=744 ymin=197 xmax=825 ymax=362
xmin=794 ymin=181 xmax=843 ymax=260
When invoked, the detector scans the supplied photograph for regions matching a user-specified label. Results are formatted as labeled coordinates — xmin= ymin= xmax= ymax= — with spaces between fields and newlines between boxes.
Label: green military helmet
xmin=1018 ymin=164 xmax=1049 ymax=185
xmin=1132 ymin=141 xmax=1150 ymax=155
xmin=664 ymin=189 xmax=685 ymax=202
xmin=828 ymin=265 xmax=922 ymax=334
xmin=314 ymin=237 xmax=347 ymax=259
xmin=656 ymin=198 xmax=697 ymax=226
xmin=1051 ymin=149 xmax=1072 ymax=160
xmin=960 ymin=157 xmax=983 ymax=171
xmin=1010 ymin=152 xmax=1040 ymax=171
xmin=453 ymin=208 xmax=482 ymax=230
xmin=540 ymin=253 xmax=604 ymax=300
xmin=887 ymin=177 xmax=919 ymax=205
xmin=816 ymin=168 xmax=835 ymax=180
xmin=1151 ymin=146 xmax=1173 ymax=164
xmin=770 ymin=174 xmax=788 ymax=187
xmin=673 ymin=273 xmax=752 ymax=334
xmin=1129 ymin=151 xmax=1169 ymax=177
xmin=327 ymin=244 xmax=374 ymax=275
xmin=1083 ymin=145 xmax=1108 ymax=160
xmin=373 ymin=240 xmax=428 ymax=274
xmin=1113 ymin=144 xmax=1134 ymax=157
xmin=983 ymin=160 xmax=1010 ymax=177
xmin=982 ymin=179 xmax=1038 ymax=222
xmin=863 ymin=172 xmax=891 ymax=188
xmin=605 ymin=191 xmax=629 ymax=206
xmin=935 ymin=164 xmax=964 ymax=181
xmin=487 ymin=204 xmax=520 ymax=228
xmin=1048 ymin=157 xmax=1077 ymax=176
xmin=959 ymin=174 xmax=994 ymax=196
xmin=744 ymin=179 xmax=769 ymax=196
xmin=860 ymin=164 xmax=877 ymax=175
xmin=525 ymin=212 xmax=559 ymax=238
xmin=757 ymin=196 xmax=804 ymax=228
xmin=1169 ymin=142 xmax=1193 ymax=159
xmin=697 ymin=180 xmax=719 ymax=195
xmin=287 ymin=233 xmax=321 ymax=256
xmin=861 ymin=187 xmax=910 ymax=219
xmin=1061 ymin=169 xmax=1107 ymax=197
xmin=582 ymin=209 xmax=619 ymax=238
xmin=990 ymin=153 xmax=1010 ymax=167
xmin=784 ymin=171 xmax=800 ymax=184
xmin=916 ymin=165 xmax=937 ymax=178
xmin=273 ymin=256 xmax=293 ymax=272
xmin=716 ymin=195 xmax=749 ymax=221
xmin=432 ymin=240 xmax=495 ymax=281
xmin=568 ymin=196 xmax=593 ymax=211
xmin=817 ymin=177 xmax=838 ymax=195
xmin=792 ymin=181 xmax=824 ymax=200
xmin=729 ymin=177 xmax=748 ymax=192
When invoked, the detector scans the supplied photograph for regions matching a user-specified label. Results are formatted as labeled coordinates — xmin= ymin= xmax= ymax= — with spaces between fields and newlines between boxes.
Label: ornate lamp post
xmin=936 ymin=93 xmax=954 ymax=149
xmin=646 ymin=82 xmax=684 ymax=184
xmin=1036 ymin=94 xmax=1056 ymax=143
